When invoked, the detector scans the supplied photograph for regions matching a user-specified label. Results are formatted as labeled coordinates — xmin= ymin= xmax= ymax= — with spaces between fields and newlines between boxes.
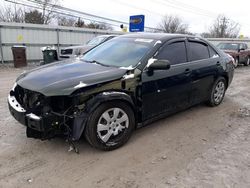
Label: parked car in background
xmin=8 ymin=33 xmax=234 ymax=151
xmin=59 ymin=34 xmax=117 ymax=59
xmin=217 ymin=42 xmax=250 ymax=67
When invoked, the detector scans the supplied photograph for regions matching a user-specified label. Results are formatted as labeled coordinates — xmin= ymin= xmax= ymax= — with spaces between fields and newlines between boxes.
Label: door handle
xmin=184 ymin=68 xmax=191 ymax=75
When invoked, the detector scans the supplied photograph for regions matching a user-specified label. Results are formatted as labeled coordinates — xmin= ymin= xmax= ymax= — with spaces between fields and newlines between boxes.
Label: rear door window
xmin=239 ymin=43 xmax=244 ymax=50
xmin=156 ymin=41 xmax=187 ymax=65
xmin=243 ymin=43 xmax=248 ymax=50
xmin=189 ymin=41 xmax=210 ymax=61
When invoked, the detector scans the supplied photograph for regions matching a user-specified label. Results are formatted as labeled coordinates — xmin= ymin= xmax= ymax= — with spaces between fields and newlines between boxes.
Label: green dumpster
xmin=41 ymin=47 xmax=58 ymax=64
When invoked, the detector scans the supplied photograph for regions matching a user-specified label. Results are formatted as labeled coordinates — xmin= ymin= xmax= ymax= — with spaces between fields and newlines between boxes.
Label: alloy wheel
xmin=97 ymin=108 xmax=129 ymax=143
xmin=214 ymin=81 xmax=225 ymax=104
xmin=246 ymin=57 xmax=250 ymax=66
xmin=234 ymin=58 xmax=239 ymax=67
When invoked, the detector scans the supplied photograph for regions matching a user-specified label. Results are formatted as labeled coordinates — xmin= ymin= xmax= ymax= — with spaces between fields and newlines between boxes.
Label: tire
xmin=234 ymin=57 xmax=239 ymax=68
xmin=244 ymin=56 xmax=250 ymax=66
xmin=207 ymin=77 xmax=226 ymax=107
xmin=84 ymin=101 xmax=135 ymax=151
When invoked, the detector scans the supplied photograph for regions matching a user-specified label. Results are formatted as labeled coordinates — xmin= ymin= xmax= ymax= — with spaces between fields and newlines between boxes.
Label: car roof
xmin=96 ymin=34 xmax=118 ymax=38
xmin=117 ymin=33 xmax=194 ymax=41
xmin=61 ymin=45 xmax=86 ymax=49
xmin=61 ymin=35 xmax=118 ymax=50
xmin=218 ymin=42 xmax=246 ymax=44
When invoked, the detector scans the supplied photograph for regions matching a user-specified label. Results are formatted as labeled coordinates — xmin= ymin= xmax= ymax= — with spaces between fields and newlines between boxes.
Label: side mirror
xmin=148 ymin=59 xmax=171 ymax=71
xmin=146 ymin=59 xmax=171 ymax=76
xmin=239 ymin=48 xmax=245 ymax=51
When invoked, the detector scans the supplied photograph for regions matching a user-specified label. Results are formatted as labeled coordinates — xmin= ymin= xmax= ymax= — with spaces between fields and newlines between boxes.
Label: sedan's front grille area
xmin=61 ymin=49 xmax=73 ymax=55
xmin=13 ymin=85 xmax=25 ymax=106
xmin=13 ymin=85 xmax=45 ymax=114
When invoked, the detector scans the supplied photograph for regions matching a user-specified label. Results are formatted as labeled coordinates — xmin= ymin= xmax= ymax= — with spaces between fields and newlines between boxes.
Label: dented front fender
xmin=71 ymin=91 xmax=136 ymax=141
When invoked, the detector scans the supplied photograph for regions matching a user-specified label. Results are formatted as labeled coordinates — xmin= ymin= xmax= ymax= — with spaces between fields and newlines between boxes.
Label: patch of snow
xmin=135 ymin=39 xmax=154 ymax=43
xmin=40 ymin=46 xmax=56 ymax=51
xmin=74 ymin=81 xmax=87 ymax=89
xmin=119 ymin=65 xmax=134 ymax=70
xmin=154 ymin=40 xmax=162 ymax=46
xmin=26 ymin=113 xmax=41 ymax=120
xmin=146 ymin=58 xmax=157 ymax=68
xmin=123 ymin=74 xmax=135 ymax=80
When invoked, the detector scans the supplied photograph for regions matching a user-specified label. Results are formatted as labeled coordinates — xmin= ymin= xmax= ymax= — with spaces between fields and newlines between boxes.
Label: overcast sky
xmin=63 ymin=0 xmax=250 ymax=36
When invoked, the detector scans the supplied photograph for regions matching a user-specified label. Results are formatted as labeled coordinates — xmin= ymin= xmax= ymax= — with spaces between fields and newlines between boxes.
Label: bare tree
xmin=0 ymin=5 xmax=25 ymax=23
xmin=0 ymin=0 xmax=60 ymax=24
xmin=86 ymin=22 xmax=113 ymax=30
xmin=75 ymin=17 xmax=85 ymax=28
xmin=25 ymin=10 xmax=44 ymax=24
xmin=200 ymin=32 xmax=211 ymax=38
xmin=157 ymin=15 xmax=189 ymax=34
xmin=73 ymin=18 xmax=113 ymax=30
xmin=34 ymin=0 xmax=60 ymax=24
xmin=58 ymin=16 xmax=76 ymax=27
xmin=207 ymin=15 xmax=240 ymax=38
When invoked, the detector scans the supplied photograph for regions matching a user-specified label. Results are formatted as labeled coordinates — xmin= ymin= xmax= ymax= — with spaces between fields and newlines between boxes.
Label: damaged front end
xmin=8 ymin=83 xmax=88 ymax=141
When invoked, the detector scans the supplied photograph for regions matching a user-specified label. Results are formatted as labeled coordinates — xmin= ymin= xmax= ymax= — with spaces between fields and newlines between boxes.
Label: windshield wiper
xmin=91 ymin=60 xmax=106 ymax=66
xmin=84 ymin=59 xmax=112 ymax=67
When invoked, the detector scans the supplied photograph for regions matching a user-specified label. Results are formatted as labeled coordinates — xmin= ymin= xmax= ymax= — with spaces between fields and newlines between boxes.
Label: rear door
xmin=141 ymin=38 xmax=192 ymax=121
xmin=187 ymin=39 xmax=220 ymax=104
xmin=239 ymin=43 xmax=248 ymax=63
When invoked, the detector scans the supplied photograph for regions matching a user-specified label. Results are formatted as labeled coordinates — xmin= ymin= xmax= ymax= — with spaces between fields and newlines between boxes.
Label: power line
xmin=114 ymin=0 xmax=165 ymax=17
xmin=154 ymin=0 xmax=216 ymax=18
xmin=4 ymin=0 xmax=250 ymax=33
xmin=4 ymin=0 xmax=123 ymax=28
xmin=25 ymin=0 xmax=163 ymax=31
xmin=155 ymin=0 xmax=250 ymax=30
xmin=163 ymin=0 xmax=217 ymax=17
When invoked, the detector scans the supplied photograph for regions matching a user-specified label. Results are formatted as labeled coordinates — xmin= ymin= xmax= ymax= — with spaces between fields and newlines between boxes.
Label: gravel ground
xmin=0 ymin=64 xmax=249 ymax=188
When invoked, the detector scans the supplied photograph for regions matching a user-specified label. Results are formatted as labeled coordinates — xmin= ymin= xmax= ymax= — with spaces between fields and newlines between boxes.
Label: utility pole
xmin=0 ymin=25 xmax=4 ymax=65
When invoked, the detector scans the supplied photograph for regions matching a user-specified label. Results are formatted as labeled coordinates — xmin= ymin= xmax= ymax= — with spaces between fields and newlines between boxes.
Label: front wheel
xmin=207 ymin=77 xmax=226 ymax=107
xmin=84 ymin=101 xmax=135 ymax=151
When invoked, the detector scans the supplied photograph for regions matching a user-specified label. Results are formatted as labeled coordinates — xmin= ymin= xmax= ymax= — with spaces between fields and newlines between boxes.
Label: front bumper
xmin=8 ymin=88 xmax=88 ymax=141
xmin=8 ymin=92 xmax=65 ymax=140
xmin=8 ymin=94 xmax=44 ymax=132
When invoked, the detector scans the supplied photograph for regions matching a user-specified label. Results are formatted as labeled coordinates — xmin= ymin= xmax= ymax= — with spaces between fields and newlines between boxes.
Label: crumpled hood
xmin=16 ymin=59 xmax=127 ymax=96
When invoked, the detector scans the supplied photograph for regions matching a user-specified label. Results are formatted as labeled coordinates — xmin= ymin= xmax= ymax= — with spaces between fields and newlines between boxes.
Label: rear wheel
xmin=207 ymin=77 xmax=226 ymax=107
xmin=244 ymin=57 xmax=250 ymax=66
xmin=84 ymin=101 xmax=135 ymax=151
xmin=234 ymin=57 xmax=239 ymax=67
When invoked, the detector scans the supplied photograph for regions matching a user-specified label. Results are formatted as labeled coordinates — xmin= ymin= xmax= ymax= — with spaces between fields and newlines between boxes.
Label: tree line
xmin=0 ymin=0 xmax=241 ymax=38
xmin=0 ymin=0 xmax=113 ymax=30
xmin=157 ymin=14 xmax=241 ymax=38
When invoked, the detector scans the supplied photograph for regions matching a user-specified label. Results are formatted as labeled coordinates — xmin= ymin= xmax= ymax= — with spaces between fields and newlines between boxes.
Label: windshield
xmin=217 ymin=43 xmax=239 ymax=50
xmin=82 ymin=37 xmax=155 ymax=68
xmin=87 ymin=36 xmax=107 ymax=46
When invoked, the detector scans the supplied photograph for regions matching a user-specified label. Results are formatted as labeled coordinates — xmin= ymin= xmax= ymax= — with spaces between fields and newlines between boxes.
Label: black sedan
xmin=8 ymin=33 xmax=234 ymax=150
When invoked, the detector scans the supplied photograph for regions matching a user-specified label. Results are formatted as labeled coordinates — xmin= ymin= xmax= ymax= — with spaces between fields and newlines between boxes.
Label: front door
xmin=141 ymin=39 xmax=192 ymax=121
